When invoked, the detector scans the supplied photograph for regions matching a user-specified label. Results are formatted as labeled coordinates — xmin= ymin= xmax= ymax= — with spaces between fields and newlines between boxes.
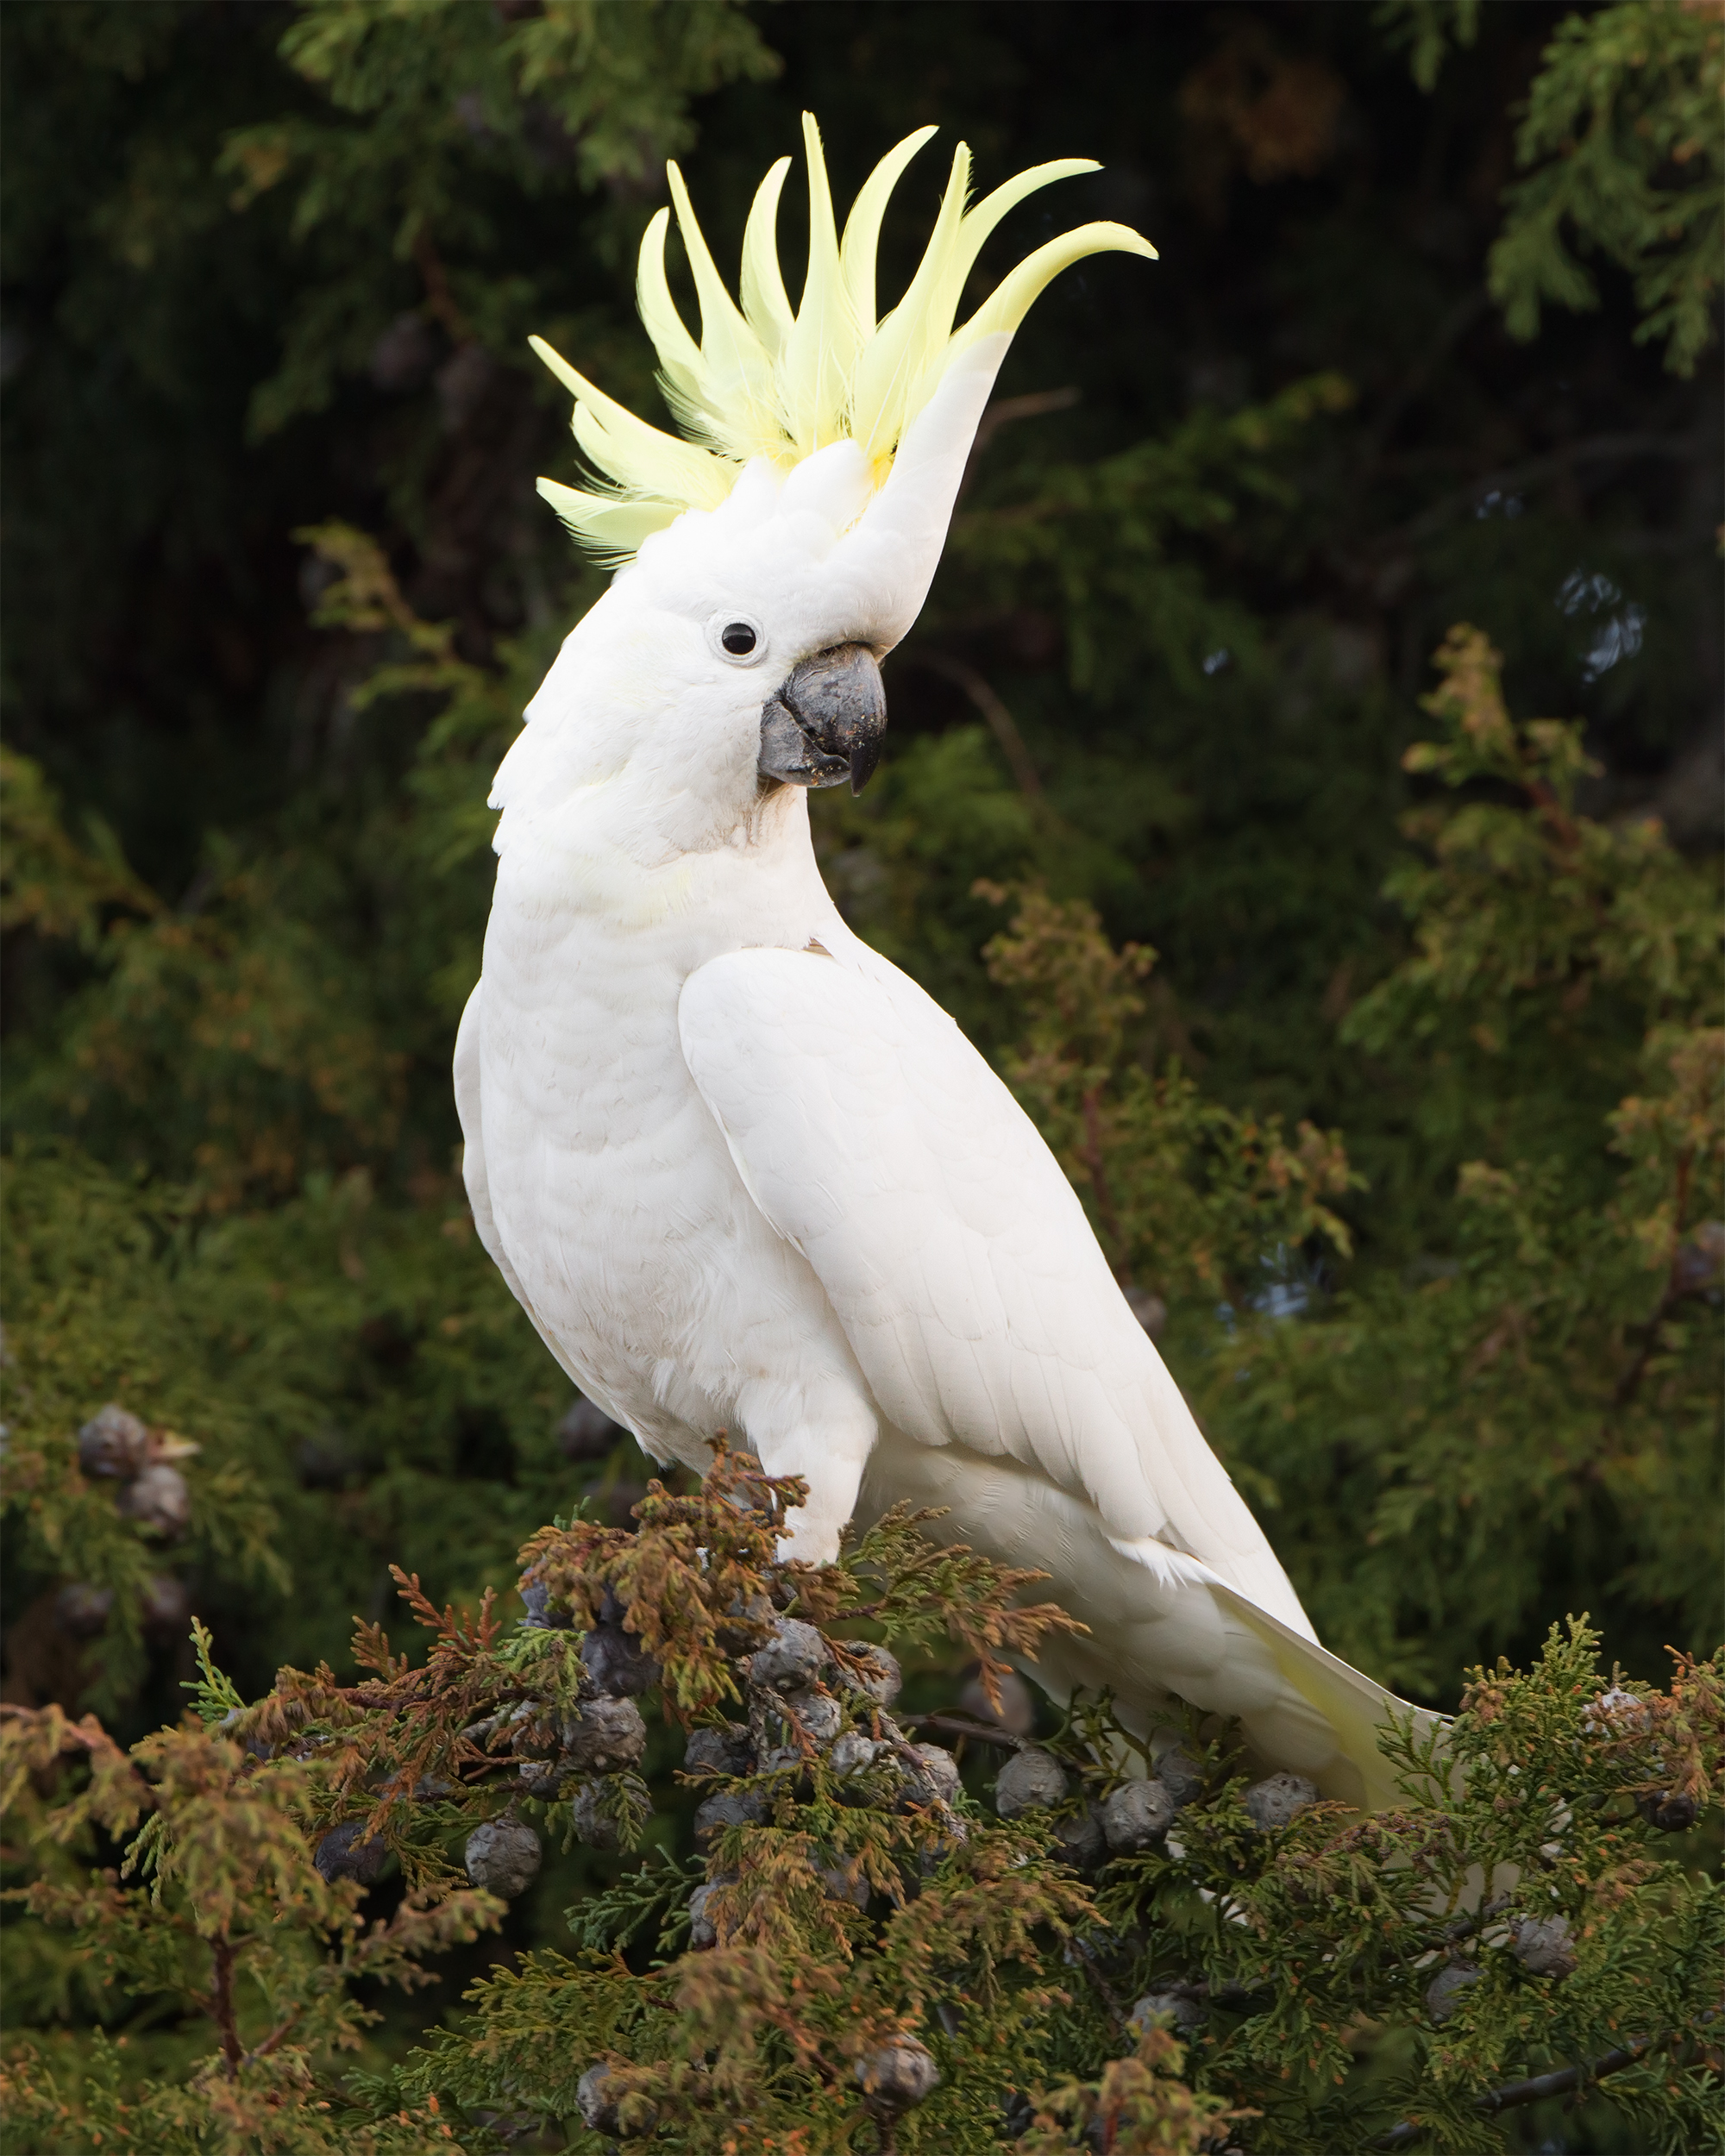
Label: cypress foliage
xmin=3 ymin=1452 xmax=1720 ymax=2150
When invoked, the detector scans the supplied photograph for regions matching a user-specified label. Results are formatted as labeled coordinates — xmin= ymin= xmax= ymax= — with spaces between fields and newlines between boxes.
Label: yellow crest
xmin=532 ymin=114 xmax=1156 ymax=563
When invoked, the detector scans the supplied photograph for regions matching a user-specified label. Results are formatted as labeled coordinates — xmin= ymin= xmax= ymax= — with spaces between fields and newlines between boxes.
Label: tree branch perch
xmin=1372 ymin=2034 xmax=1659 ymax=2147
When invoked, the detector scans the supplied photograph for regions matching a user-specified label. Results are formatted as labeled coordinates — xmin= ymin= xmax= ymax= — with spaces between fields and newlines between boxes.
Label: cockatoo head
xmin=510 ymin=117 xmax=1154 ymax=848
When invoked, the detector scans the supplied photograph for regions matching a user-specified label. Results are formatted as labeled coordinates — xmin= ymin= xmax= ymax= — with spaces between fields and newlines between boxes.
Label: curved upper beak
xmin=757 ymin=643 xmax=888 ymax=796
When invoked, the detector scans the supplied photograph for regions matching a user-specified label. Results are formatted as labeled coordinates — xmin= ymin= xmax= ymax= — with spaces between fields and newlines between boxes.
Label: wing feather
xmin=678 ymin=945 xmax=1312 ymax=1634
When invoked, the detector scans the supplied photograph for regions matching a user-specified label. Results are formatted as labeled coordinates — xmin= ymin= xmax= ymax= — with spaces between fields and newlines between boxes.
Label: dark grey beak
xmin=757 ymin=642 xmax=887 ymax=796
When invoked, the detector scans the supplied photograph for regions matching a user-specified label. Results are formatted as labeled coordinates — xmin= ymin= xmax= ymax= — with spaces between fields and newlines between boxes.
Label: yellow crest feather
xmin=533 ymin=115 xmax=1156 ymax=564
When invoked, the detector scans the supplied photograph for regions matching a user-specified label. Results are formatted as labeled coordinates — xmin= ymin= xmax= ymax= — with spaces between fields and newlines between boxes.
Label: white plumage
xmin=457 ymin=123 xmax=1434 ymax=1809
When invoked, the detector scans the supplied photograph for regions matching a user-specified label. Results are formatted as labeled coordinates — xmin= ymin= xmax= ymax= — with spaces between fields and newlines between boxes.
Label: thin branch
xmin=1358 ymin=290 xmax=1490 ymax=467
xmin=1433 ymin=1892 xmax=1512 ymax=1955
xmin=956 ymin=386 xmax=1081 ymax=505
xmin=246 ymin=2003 xmax=305 ymax=2066
xmin=1372 ymin=2034 xmax=1658 ymax=2147
xmin=411 ymin=227 xmax=472 ymax=347
xmin=1079 ymin=1084 xmax=1129 ymax=1268
xmin=209 ymin=1938 xmax=243 ymax=2078
xmin=1611 ymin=1300 xmax=1672 ymax=1413
xmin=1068 ymin=1933 xmax=1128 ymax=2036
xmin=1613 ymin=1147 xmax=1695 ymax=1412
xmin=906 ymin=1712 xmax=1025 ymax=1754
xmin=1522 ymin=777 xmax=1584 ymax=856
xmin=1396 ymin=436 xmax=1697 ymax=545
xmin=919 ymin=654 xmax=1046 ymax=803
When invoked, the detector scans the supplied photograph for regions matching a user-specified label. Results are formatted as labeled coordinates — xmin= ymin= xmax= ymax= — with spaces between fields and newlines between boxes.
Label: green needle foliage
xmin=3 ymin=1459 xmax=1720 ymax=2153
xmin=1489 ymin=0 xmax=1724 ymax=378
xmin=1375 ymin=3 xmax=1484 ymax=97
xmin=223 ymin=0 xmax=780 ymax=439
xmin=1380 ymin=0 xmax=1722 ymax=373
xmin=0 ymin=1670 xmax=502 ymax=2152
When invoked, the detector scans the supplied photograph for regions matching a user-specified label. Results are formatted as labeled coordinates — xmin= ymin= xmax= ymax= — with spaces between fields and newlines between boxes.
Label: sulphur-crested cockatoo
xmin=458 ymin=116 xmax=1432 ymax=1809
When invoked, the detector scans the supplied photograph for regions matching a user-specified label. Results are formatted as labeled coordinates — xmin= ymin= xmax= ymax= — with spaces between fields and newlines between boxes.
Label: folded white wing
xmin=678 ymin=945 xmax=1309 ymax=1626
xmin=678 ymin=945 xmax=1440 ymax=1808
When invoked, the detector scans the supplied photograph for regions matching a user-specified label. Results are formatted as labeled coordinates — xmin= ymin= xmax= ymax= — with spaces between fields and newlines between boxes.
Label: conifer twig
xmin=411 ymin=226 xmax=472 ymax=346
xmin=919 ymin=654 xmax=1046 ymax=804
xmin=1612 ymin=1145 xmax=1696 ymax=1411
xmin=208 ymin=1939 xmax=243 ymax=2078
xmin=906 ymin=1712 xmax=1024 ymax=1754
xmin=1397 ymin=432 xmax=1697 ymax=543
xmin=1372 ymin=2034 xmax=1659 ymax=2147
xmin=955 ymin=385 xmax=1080 ymax=504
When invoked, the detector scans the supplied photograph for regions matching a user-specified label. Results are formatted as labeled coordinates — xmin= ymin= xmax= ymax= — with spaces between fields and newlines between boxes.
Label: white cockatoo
xmin=458 ymin=116 xmax=1433 ymax=1809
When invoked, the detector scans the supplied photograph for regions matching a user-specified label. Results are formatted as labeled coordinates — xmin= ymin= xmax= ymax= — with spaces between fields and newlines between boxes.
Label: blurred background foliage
xmin=1 ymin=0 xmax=1720 ymax=2134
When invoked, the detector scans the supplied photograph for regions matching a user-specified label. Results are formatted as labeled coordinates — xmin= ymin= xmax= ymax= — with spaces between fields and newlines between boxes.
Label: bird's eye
xmin=706 ymin=611 xmax=766 ymax=666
